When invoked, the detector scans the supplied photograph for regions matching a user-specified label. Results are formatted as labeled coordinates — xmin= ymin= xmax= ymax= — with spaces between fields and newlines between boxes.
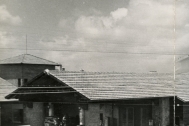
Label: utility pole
xmin=173 ymin=0 xmax=176 ymax=126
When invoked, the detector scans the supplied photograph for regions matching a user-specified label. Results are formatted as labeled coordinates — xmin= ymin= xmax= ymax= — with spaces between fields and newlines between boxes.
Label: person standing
xmin=60 ymin=115 xmax=68 ymax=126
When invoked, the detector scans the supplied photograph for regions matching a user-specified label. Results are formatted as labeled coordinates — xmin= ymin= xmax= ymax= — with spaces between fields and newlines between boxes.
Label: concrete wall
xmin=85 ymin=104 xmax=99 ymax=126
xmin=24 ymin=102 xmax=45 ymax=126
xmin=85 ymin=103 xmax=119 ymax=126
xmin=161 ymin=98 xmax=170 ymax=126
xmin=152 ymin=98 xmax=170 ymax=126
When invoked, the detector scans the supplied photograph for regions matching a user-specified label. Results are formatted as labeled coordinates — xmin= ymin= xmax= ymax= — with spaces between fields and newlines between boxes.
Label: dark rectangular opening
xmin=100 ymin=113 xmax=103 ymax=121
xmin=18 ymin=78 xmax=21 ymax=87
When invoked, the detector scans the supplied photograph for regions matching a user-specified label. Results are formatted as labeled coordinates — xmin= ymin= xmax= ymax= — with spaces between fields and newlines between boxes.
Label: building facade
xmin=0 ymin=54 xmax=61 ymax=126
xmin=0 ymin=54 xmax=61 ymax=87
xmin=6 ymin=70 xmax=189 ymax=126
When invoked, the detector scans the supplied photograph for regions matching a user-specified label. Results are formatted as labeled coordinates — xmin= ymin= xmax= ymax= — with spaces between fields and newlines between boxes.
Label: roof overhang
xmin=5 ymin=72 xmax=89 ymax=103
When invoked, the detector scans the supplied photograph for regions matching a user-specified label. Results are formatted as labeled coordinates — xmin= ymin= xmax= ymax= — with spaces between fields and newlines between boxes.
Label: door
xmin=120 ymin=107 xmax=134 ymax=126
xmin=127 ymin=108 xmax=134 ymax=126
xmin=141 ymin=108 xmax=150 ymax=126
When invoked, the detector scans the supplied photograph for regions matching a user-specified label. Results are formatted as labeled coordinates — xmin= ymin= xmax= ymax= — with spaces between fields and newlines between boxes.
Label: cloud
xmin=74 ymin=0 xmax=176 ymax=53
xmin=0 ymin=32 xmax=17 ymax=47
xmin=74 ymin=8 xmax=129 ymax=41
xmin=175 ymin=0 xmax=189 ymax=56
xmin=44 ymin=0 xmax=189 ymax=72
xmin=59 ymin=18 xmax=74 ymax=29
xmin=110 ymin=8 xmax=128 ymax=21
xmin=0 ymin=31 xmax=26 ymax=48
xmin=0 ymin=5 xmax=22 ymax=25
xmin=58 ymin=0 xmax=178 ymax=72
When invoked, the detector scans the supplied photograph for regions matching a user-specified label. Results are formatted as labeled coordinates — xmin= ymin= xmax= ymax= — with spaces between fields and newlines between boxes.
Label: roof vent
xmin=149 ymin=71 xmax=157 ymax=73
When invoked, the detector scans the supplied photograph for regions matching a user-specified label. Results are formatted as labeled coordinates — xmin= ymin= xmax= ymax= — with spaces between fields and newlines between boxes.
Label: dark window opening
xmin=18 ymin=78 xmax=21 ymax=87
xmin=100 ymin=113 xmax=103 ymax=121
xmin=100 ymin=113 xmax=103 ymax=126
xmin=18 ymin=78 xmax=28 ymax=87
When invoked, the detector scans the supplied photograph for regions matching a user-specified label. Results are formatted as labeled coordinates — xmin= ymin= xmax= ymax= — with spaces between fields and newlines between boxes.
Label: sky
xmin=0 ymin=0 xmax=188 ymax=72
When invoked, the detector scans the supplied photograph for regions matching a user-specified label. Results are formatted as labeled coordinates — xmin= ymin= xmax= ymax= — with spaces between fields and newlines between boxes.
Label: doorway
xmin=120 ymin=107 xmax=134 ymax=126
xmin=140 ymin=108 xmax=150 ymax=126
xmin=54 ymin=103 xmax=79 ymax=126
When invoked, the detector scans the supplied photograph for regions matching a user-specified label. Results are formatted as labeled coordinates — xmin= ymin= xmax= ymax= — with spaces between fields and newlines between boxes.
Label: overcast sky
xmin=0 ymin=0 xmax=188 ymax=72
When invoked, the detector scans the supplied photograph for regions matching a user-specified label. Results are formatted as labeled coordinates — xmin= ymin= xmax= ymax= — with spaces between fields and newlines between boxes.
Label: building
xmin=6 ymin=70 xmax=189 ymax=126
xmin=0 ymin=54 xmax=61 ymax=87
xmin=0 ymin=54 xmax=62 ymax=126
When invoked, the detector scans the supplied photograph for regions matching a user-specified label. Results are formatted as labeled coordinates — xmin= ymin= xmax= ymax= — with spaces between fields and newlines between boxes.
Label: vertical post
xmin=78 ymin=106 xmax=85 ymax=126
xmin=0 ymin=104 xmax=1 ymax=126
xmin=26 ymin=35 xmax=27 ymax=54
xmin=49 ymin=103 xmax=54 ymax=116
xmin=161 ymin=98 xmax=170 ymax=126
xmin=173 ymin=0 xmax=176 ymax=126
xmin=112 ymin=103 xmax=114 ymax=126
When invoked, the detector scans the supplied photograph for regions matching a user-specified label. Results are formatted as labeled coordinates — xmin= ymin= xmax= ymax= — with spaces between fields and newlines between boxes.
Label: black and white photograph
xmin=0 ymin=0 xmax=189 ymax=126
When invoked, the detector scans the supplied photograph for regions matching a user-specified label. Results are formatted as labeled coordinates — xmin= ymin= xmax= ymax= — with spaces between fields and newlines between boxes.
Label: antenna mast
xmin=26 ymin=34 xmax=27 ymax=54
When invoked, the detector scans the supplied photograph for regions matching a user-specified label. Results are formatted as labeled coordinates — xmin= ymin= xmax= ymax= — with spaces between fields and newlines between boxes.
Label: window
xmin=13 ymin=109 xmax=23 ymax=123
xmin=18 ymin=78 xmax=21 ymax=87
xmin=18 ymin=78 xmax=28 ymax=87
xmin=100 ymin=113 xmax=103 ymax=121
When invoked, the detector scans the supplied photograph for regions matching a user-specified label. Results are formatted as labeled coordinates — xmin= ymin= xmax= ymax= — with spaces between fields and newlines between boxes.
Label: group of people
xmin=59 ymin=115 xmax=68 ymax=126
xmin=49 ymin=114 xmax=79 ymax=126
xmin=44 ymin=114 xmax=80 ymax=126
